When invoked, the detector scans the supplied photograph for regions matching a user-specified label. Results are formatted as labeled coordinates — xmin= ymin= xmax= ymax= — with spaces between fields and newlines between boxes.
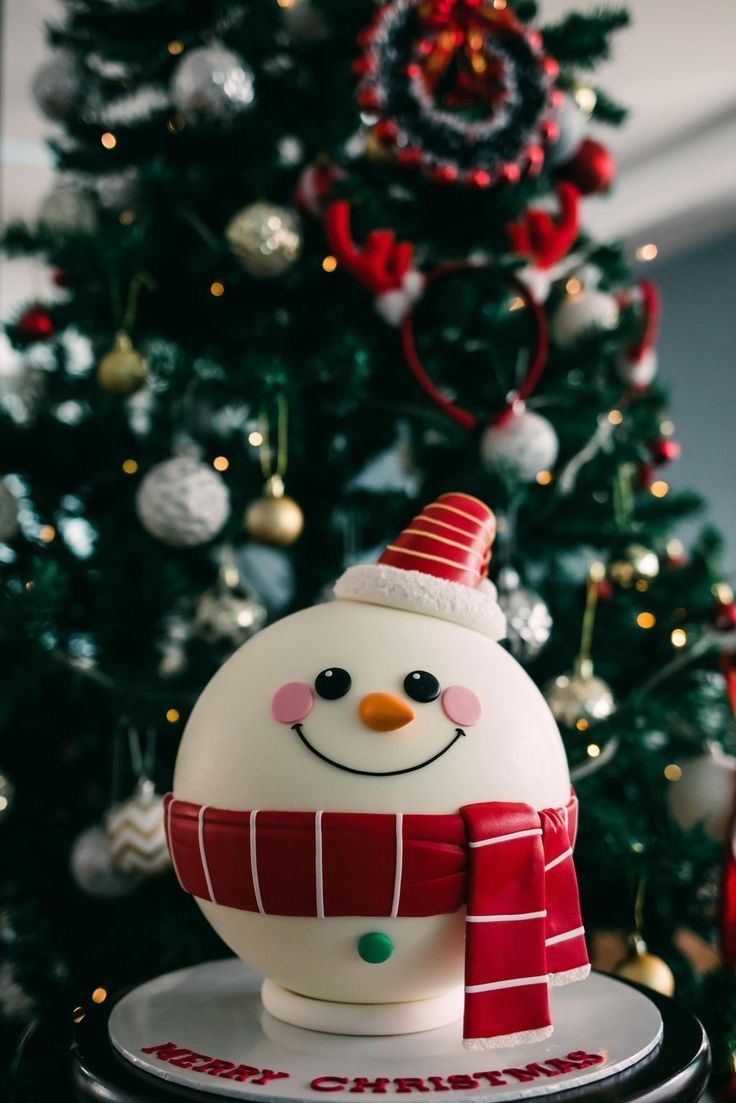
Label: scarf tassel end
xmin=549 ymin=964 xmax=591 ymax=987
xmin=463 ymin=1025 xmax=554 ymax=1051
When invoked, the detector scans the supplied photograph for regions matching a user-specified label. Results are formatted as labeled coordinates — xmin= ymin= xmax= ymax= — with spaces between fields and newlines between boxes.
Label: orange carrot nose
xmin=359 ymin=693 xmax=415 ymax=733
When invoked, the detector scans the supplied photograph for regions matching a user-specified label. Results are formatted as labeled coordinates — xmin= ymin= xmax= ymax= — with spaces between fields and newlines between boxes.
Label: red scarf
xmin=164 ymin=792 xmax=589 ymax=1049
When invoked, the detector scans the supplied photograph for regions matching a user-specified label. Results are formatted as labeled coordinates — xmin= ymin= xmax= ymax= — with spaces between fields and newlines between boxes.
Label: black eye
xmin=404 ymin=670 xmax=441 ymax=703
xmin=315 ymin=668 xmax=352 ymax=700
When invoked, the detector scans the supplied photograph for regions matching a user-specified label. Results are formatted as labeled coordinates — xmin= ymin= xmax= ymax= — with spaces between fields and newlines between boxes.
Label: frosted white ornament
xmin=620 ymin=348 xmax=657 ymax=388
xmin=668 ymin=744 xmax=736 ymax=842
xmin=70 ymin=824 xmax=141 ymax=897
xmin=95 ymin=167 xmax=138 ymax=210
xmin=547 ymin=93 xmax=586 ymax=167
xmin=480 ymin=407 xmax=559 ymax=483
xmin=0 ymin=482 xmax=20 ymax=542
xmin=497 ymin=566 xmax=552 ymax=661
xmin=194 ymin=582 xmax=266 ymax=648
xmin=38 ymin=181 xmax=97 ymax=237
xmin=136 ymin=455 xmax=229 ymax=546
xmin=171 ymin=45 xmax=255 ymax=122
xmin=551 ymin=287 xmax=620 ymax=348
xmin=106 ymin=779 xmax=170 ymax=876
xmin=226 ymin=202 xmax=302 ymax=278
xmin=32 ymin=54 xmax=82 ymax=122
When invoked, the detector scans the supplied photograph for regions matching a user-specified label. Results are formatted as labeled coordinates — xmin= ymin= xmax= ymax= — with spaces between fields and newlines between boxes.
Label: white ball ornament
xmin=480 ymin=406 xmax=559 ymax=483
xmin=547 ymin=93 xmax=587 ymax=167
xmin=551 ymin=287 xmax=620 ymax=348
xmin=668 ymin=744 xmax=736 ymax=842
xmin=70 ymin=824 xmax=141 ymax=897
xmin=136 ymin=455 xmax=230 ymax=547
xmin=226 ymin=202 xmax=302 ymax=278
xmin=0 ymin=482 xmax=20 ymax=543
xmin=106 ymin=780 xmax=170 ymax=876
xmin=32 ymin=54 xmax=82 ymax=122
xmin=171 ymin=45 xmax=255 ymax=123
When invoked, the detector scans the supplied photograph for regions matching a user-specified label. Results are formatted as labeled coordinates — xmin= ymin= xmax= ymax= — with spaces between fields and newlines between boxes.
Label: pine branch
xmin=542 ymin=9 xmax=631 ymax=68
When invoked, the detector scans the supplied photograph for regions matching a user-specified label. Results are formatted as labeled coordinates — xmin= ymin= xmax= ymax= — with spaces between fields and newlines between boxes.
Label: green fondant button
xmin=357 ymin=931 xmax=394 ymax=964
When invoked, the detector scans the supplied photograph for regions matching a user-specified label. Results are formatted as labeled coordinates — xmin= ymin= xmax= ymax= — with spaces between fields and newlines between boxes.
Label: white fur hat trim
xmin=334 ymin=563 xmax=507 ymax=640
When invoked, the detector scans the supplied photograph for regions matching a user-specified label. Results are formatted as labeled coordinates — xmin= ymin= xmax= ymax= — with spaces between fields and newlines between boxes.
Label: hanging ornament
xmin=15 ymin=304 xmax=55 ymax=343
xmin=293 ymin=159 xmax=344 ymax=218
xmin=171 ymin=45 xmax=255 ymax=122
xmin=558 ymin=137 xmax=615 ymax=195
xmin=609 ymin=543 xmax=660 ymax=588
xmin=481 ymin=405 xmax=559 ymax=484
xmin=551 ymin=279 xmax=620 ymax=348
xmin=667 ymin=743 xmax=736 ymax=843
xmin=713 ymin=588 xmax=736 ymax=634
xmin=69 ymin=824 xmax=141 ymax=898
xmin=95 ymin=167 xmax=138 ymax=211
xmin=0 ymin=482 xmax=20 ymax=542
xmin=38 ymin=180 xmax=97 ymax=237
xmin=158 ymin=612 xmax=190 ymax=678
xmin=106 ymin=778 xmax=170 ymax=876
xmin=355 ymin=0 xmax=560 ymax=187
xmin=497 ymin=565 xmax=552 ymax=661
xmin=245 ymin=397 xmax=304 ymax=548
xmin=194 ymin=550 xmax=267 ymax=648
xmin=136 ymin=450 xmax=230 ymax=547
xmin=0 ymin=770 xmax=14 ymax=823
xmin=649 ymin=437 xmax=681 ymax=465
xmin=0 ymin=363 xmax=46 ymax=424
xmin=281 ymin=0 xmax=328 ymax=43
xmin=619 ymin=280 xmax=661 ymax=389
xmin=546 ymin=93 xmax=586 ymax=167
xmin=545 ymin=561 xmax=615 ymax=728
xmin=505 ymin=182 xmax=581 ymax=301
xmin=613 ymin=936 xmax=675 ymax=997
xmin=226 ymin=202 xmax=302 ymax=278
xmin=97 ymin=331 xmax=147 ymax=396
xmin=32 ymin=53 xmax=84 ymax=122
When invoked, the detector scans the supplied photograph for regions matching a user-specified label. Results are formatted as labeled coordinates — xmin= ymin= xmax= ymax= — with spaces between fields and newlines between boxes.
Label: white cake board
xmin=109 ymin=960 xmax=662 ymax=1103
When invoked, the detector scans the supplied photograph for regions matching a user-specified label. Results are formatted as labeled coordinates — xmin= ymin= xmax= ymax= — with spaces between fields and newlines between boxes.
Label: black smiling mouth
xmin=291 ymin=724 xmax=466 ymax=777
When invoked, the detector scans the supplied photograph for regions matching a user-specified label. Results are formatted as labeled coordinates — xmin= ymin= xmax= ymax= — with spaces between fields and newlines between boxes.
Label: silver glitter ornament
xmin=106 ymin=779 xmax=170 ymax=877
xmin=195 ymin=573 xmax=266 ymax=649
xmin=497 ymin=566 xmax=552 ymax=661
xmin=95 ymin=167 xmax=138 ymax=210
xmin=0 ymin=483 xmax=19 ymax=542
xmin=480 ymin=407 xmax=558 ymax=484
xmin=609 ymin=544 xmax=660 ymax=588
xmin=544 ymin=658 xmax=615 ymax=728
xmin=70 ymin=824 xmax=141 ymax=898
xmin=158 ymin=612 xmax=190 ymax=678
xmin=226 ymin=202 xmax=302 ymax=278
xmin=136 ymin=454 xmax=230 ymax=547
xmin=171 ymin=45 xmax=255 ymax=122
xmin=0 ymin=365 xmax=46 ymax=425
xmin=38 ymin=181 xmax=97 ymax=237
xmin=32 ymin=54 xmax=82 ymax=122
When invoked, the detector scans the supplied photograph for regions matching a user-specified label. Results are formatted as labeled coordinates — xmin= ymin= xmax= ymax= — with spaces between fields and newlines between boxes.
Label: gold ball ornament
xmin=544 ymin=658 xmax=615 ymax=728
xmin=97 ymin=331 xmax=147 ymax=396
xmin=609 ymin=544 xmax=660 ymax=588
xmin=613 ymin=938 xmax=675 ymax=997
xmin=225 ymin=202 xmax=301 ymax=278
xmin=245 ymin=478 xmax=303 ymax=548
xmin=364 ymin=129 xmax=395 ymax=163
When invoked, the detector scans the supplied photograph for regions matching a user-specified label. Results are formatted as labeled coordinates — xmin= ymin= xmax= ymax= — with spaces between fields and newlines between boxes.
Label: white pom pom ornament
xmin=136 ymin=454 xmax=229 ymax=546
xmin=480 ymin=407 xmax=559 ymax=483
xmin=551 ymin=287 xmax=620 ymax=348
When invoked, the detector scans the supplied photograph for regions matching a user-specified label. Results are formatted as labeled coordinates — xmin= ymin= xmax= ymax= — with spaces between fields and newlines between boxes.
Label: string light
xmin=535 ymin=469 xmax=553 ymax=486
xmin=91 ymin=987 xmax=107 ymax=1004
xmin=101 ymin=131 xmax=117 ymax=149
xmin=712 ymin=582 xmax=734 ymax=603
xmin=122 ymin=459 xmax=138 ymax=475
xmin=210 ymin=281 xmax=225 ymax=297
xmin=166 ymin=114 xmax=186 ymax=134
xmin=574 ymin=85 xmax=597 ymax=114
xmin=119 ymin=210 xmax=135 ymax=226
xmin=636 ymin=243 xmax=658 ymax=262
xmin=167 ymin=40 xmax=184 ymax=55
xmin=586 ymin=743 xmax=601 ymax=758
xmin=508 ymin=296 xmax=525 ymax=311
xmin=565 ymin=277 xmax=582 ymax=295
xmin=670 ymin=628 xmax=687 ymax=648
xmin=72 ymin=1007 xmax=85 ymax=1024
xmin=322 ymin=255 xmax=338 ymax=273
xmin=493 ymin=0 xmax=508 ymax=9
xmin=664 ymin=763 xmax=682 ymax=782
xmin=650 ymin=480 xmax=669 ymax=498
xmin=248 ymin=430 xmax=263 ymax=447
xmin=24 ymin=581 xmax=34 ymax=591
xmin=608 ymin=409 xmax=623 ymax=425
xmin=635 ymin=579 xmax=649 ymax=592
xmin=636 ymin=612 xmax=656 ymax=629
xmin=660 ymin=419 xmax=675 ymax=436
xmin=166 ymin=708 xmax=180 ymax=724
xmin=576 ymin=718 xmax=589 ymax=732
xmin=212 ymin=456 xmax=229 ymax=471
xmin=277 ymin=0 xmax=295 ymax=7
xmin=39 ymin=525 xmax=56 ymax=543
xmin=666 ymin=538 xmax=684 ymax=559
xmin=0 ymin=797 xmax=7 ymax=813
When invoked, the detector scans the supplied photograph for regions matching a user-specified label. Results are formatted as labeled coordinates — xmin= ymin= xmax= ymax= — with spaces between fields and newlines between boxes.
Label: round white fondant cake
xmin=169 ymin=494 xmax=589 ymax=1048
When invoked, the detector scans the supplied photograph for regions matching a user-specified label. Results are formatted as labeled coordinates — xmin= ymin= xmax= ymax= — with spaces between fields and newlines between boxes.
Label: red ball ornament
xmin=559 ymin=138 xmax=616 ymax=195
xmin=713 ymin=600 xmax=736 ymax=632
xmin=17 ymin=304 xmax=54 ymax=342
xmin=650 ymin=437 xmax=681 ymax=465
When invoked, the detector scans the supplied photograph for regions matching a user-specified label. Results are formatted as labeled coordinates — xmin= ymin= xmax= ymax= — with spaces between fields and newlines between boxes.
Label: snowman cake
xmin=166 ymin=493 xmax=589 ymax=1050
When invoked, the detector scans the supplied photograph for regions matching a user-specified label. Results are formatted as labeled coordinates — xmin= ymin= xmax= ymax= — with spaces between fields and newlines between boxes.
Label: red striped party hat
xmin=334 ymin=493 xmax=506 ymax=639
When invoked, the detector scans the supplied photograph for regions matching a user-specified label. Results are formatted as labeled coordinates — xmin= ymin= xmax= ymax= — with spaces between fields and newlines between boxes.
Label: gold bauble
xmin=609 ymin=544 xmax=660 ymax=588
xmin=97 ymin=331 xmax=147 ymax=396
xmin=364 ymin=130 xmax=395 ymax=163
xmin=613 ymin=941 xmax=675 ymax=997
xmin=245 ymin=489 xmax=303 ymax=548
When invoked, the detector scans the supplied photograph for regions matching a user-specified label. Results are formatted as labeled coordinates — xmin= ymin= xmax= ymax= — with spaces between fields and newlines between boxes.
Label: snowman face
xmin=174 ymin=599 xmax=570 ymax=815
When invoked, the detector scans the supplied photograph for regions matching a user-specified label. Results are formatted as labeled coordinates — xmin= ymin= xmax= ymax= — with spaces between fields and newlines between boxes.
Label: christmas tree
xmin=2 ymin=0 xmax=735 ymax=1095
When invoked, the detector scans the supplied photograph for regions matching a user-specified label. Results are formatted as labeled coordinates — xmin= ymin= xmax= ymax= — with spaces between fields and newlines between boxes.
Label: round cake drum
xmin=109 ymin=961 xmax=662 ymax=1102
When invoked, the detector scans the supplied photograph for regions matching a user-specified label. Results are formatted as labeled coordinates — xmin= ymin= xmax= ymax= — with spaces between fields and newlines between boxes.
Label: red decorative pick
xmin=719 ymin=650 xmax=736 ymax=970
xmin=505 ymin=182 xmax=580 ymax=270
xmin=324 ymin=201 xmax=418 ymax=297
xmin=16 ymin=304 xmax=54 ymax=342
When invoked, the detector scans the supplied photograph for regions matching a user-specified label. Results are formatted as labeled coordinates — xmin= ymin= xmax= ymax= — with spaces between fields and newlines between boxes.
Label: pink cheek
xmin=442 ymin=685 xmax=482 ymax=728
xmin=271 ymin=682 xmax=314 ymax=724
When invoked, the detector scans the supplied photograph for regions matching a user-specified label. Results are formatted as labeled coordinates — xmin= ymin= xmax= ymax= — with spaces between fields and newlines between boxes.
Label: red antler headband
xmin=325 ymin=200 xmax=549 ymax=431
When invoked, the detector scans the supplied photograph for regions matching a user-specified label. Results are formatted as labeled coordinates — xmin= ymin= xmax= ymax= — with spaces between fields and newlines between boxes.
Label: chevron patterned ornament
xmin=106 ymin=779 xmax=171 ymax=876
